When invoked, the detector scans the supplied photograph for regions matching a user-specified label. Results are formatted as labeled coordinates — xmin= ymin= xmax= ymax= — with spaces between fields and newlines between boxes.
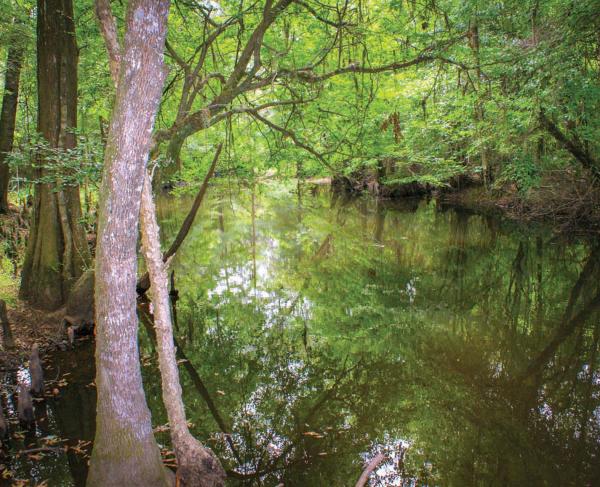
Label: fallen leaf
xmin=302 ymin=431 xmax=324 ymax=439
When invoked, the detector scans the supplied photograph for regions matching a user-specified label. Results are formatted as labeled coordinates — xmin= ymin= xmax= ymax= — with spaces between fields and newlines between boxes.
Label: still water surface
xmin=7 ymin=182 xmax=600 ymax=486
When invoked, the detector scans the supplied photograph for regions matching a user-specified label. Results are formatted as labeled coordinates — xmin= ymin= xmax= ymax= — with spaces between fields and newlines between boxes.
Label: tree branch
xmin=296 ymin=0 xmax=353 ymax=28
xmin=276 ymin=54 xmax=468 ymax=83
xmin=539 ymin=109 xmax=600 ymax=180
xmin=250 ymin=110 xmax=338 ymax=174
xmin=94 ymin=0 xmax=121 ymax=86
xmin=137 ymin=143 xmax=223 ymax=293
xmin=208 ymin=97 xmax=314 ymax=126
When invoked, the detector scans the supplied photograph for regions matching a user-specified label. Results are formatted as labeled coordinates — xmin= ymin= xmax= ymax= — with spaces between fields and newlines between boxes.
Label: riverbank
xmin=329 ymin=169 xmax=600 ymax=235
xmin=439 ymin=179 xmax=600 ymax=234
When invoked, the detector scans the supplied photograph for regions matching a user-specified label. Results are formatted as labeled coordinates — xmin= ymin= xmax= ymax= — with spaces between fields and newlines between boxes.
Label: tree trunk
xmin=469 ymin=21 xmax=491 ymax=184
xmin=20 ymin=0 xmax=90 ymax=309
xmin=86 ymin=0 xmax=172 ymax=485
xmin=0 ymin=25 xmax=24 ymax=213
xmin=140 ymin=172 xmax=225 ymax=486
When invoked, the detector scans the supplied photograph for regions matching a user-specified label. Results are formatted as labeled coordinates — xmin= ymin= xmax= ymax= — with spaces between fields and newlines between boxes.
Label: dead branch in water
xmin=355 ymin=452 xmax=386 ymax=487
xmin=137 ymin=143 xmax=223 ymax=294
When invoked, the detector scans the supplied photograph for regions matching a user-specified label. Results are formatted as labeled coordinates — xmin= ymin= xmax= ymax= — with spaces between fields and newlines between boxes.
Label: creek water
xmin=4 ymin=182 xmax=600 ymax=486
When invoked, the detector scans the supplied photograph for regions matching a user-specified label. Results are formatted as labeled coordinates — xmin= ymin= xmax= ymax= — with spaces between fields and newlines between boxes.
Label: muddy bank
xmin=0 ymin=303 xmax=68 ymax=371
xmin=437 ymin=182 xmax=600 ymax=234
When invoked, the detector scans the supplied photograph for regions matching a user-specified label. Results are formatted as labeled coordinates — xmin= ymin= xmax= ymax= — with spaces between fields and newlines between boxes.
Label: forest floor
xmin=0 ymin=302 xmax=66 ymax=370
xmin=0 ymin=206 xmax=67 ymax=370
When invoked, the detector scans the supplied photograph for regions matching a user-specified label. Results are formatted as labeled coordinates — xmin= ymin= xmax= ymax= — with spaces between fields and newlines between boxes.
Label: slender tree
xmin=87 ymin=0 xmax=173 ymax=485
xmin=95 ymin=0 xmax=226 ymax=482
xmin=140 ymin=172 xmax=225 ymax=486
xmin=20 ymin=0 xmax=90 ymax=309
xmin=0 ymin=19 xmax=25 ymax=213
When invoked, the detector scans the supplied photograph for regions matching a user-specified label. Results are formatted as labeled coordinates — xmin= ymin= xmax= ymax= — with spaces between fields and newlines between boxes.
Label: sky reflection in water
xmin=7 ymin=182 xmax=600 ymax=486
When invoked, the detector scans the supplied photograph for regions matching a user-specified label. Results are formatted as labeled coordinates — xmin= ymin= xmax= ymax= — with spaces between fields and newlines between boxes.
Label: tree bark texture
xmin=140 ymin=173 xmax=225 ymax=487
xmin=94 ymin=0 xmax=121 ymax=85
xmin=20 ymin=0 xmax=90 ymax=309
xmin=0 ymin=26 xmax=24 ymax=213
xmin=87 ymin=0 xmax=172 ymax=485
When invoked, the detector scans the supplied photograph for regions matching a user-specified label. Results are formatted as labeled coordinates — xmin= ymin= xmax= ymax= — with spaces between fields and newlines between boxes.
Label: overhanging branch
xmin=250 ymin=111 xmax=338 ymax=174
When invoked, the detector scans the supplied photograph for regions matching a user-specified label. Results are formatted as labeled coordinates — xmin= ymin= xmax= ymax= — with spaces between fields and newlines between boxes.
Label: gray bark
xmin=140 ymin=172 xmax=225 ymax=486
xmin=87 ymin=0 xmax=172 ymax=485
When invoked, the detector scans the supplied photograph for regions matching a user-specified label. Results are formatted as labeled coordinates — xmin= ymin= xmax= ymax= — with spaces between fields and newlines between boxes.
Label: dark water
xmin=5 ymin=182 xmax=600 ymax=486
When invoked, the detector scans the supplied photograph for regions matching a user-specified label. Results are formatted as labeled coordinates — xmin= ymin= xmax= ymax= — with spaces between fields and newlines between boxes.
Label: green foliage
xmin=0 ymin=247 xmax=17 ymax=305
xmin=6 ymin=132 xmax=104 ymax=188
xmin=1 ymin=0 xmax=598 ymax=192
xmin=495 ymin=153 xmax=541 ymax=193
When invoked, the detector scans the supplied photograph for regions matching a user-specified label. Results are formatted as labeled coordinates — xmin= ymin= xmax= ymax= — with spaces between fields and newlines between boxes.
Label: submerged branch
xmin=355 ymin=453 xmax=386 ymax=487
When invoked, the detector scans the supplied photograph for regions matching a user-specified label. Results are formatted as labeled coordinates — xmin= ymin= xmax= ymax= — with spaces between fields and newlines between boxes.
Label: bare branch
xmin=165 ymin=40 xmax=189 ymax=72
xmin=208 ymin=97 xmax=314 ymax=126
xmin=296 ymin=0 xmax=353 ymax=28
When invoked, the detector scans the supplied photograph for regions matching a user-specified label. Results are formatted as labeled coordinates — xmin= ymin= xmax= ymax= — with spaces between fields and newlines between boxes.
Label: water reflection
xmin=1 ymin=342 xmax=95 ymax=485
xmin=146 ymin=183 xmax=600 ymax=486
xmin=7 ymin=182 xmax=600 ymax=486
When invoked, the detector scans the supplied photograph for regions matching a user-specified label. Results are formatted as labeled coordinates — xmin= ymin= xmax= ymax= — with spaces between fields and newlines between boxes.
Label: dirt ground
xmin=0 ymin=302 xmax=67 ymax=370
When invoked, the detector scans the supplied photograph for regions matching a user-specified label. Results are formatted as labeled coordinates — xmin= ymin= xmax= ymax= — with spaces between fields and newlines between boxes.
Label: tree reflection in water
xmin=145 ymin=184 xmax=600 ymax=486
xmin=10 ymin=183 xmax=600 ymax=486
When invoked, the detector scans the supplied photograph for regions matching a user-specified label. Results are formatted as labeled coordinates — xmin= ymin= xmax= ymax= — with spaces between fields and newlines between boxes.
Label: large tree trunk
xmin=20 ymin=0 xmax=90 ymax=309
xmin=0 ymin=24 xmax=24 ymax=213
xmin=140 ymin=172 xmax=225 ymax=486
xmin=86 ymin=0 xmax=172 ymax=485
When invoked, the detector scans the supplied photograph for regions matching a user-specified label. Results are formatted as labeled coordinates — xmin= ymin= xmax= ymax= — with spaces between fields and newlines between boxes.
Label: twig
xmin=17 ymin=446 xmax=64 ymax=456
